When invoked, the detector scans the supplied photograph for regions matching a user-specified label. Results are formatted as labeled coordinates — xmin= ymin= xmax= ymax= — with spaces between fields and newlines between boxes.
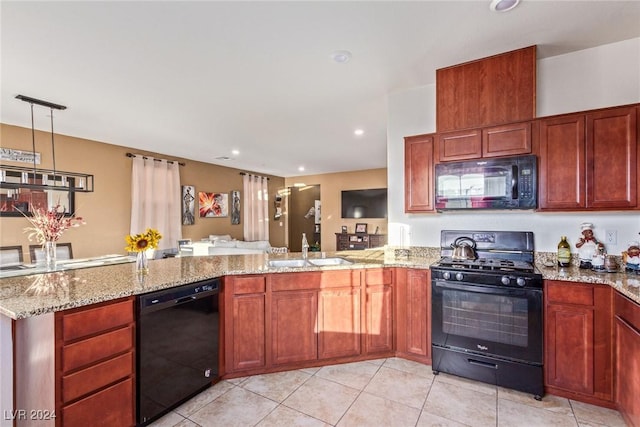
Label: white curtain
xmin=243 ymin=174 xmax=269 ymax=241
xmin=130 ymin=155 xmax=182 ymax=251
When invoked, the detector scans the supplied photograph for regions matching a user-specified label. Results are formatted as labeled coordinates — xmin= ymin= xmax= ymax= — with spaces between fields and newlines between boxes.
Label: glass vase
xmin=44 ymin=241 xmax=56 ymax=271
xmin=136 ymin=250 xmax=149 ymax=274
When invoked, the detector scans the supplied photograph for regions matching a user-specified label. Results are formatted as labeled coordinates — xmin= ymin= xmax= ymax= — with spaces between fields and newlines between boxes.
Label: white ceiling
xmin=2 ymin=1 xmax=639 ymax=178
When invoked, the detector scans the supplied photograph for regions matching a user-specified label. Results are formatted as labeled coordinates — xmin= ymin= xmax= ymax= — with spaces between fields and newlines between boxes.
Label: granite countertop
xmin=536 ymin=263 xmax=640 ymax=306
xmin=0 ymin=249 xmax=638 ymax=320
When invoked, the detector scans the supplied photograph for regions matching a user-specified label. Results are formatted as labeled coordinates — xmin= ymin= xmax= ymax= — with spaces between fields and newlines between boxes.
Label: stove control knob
xmin=516 ymin=277 xmax=526 ymax=287
xmin=455 ymin=272 xmax=464 ymax=281
xmin=443 ymin=272 xmax=451 ymax=280
xmin=501 ymin=276 xmax=511 ymax=285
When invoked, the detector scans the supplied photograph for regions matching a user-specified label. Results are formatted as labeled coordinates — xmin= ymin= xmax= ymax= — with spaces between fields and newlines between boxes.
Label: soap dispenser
xmin=302 ymin=233 xmax=309 ymax=259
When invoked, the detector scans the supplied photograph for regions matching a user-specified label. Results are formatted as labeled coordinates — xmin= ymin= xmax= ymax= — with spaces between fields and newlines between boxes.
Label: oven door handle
xmin=434 ymin=280 xmax=530 ymax=297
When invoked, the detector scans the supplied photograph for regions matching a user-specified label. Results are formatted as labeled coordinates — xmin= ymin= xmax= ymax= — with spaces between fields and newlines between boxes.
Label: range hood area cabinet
xmin=403 ymin=103 xmax=639 ymax=214
xmin=436 ymin=46 xmax=536 ymax=133
xmin=537 ymin=105 xmax=638 ymax=211
xmin=437 ymin=121 xmax=532 ymax=162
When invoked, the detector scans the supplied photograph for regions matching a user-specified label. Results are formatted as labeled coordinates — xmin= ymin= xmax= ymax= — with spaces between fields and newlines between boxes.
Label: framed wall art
xmin=181 ymin=185 xmax=196 ymax=225
xmin=199 ymin=192 xmax=228 ymax=218
xmin=230 ymin=190 xmax=240 ymax=225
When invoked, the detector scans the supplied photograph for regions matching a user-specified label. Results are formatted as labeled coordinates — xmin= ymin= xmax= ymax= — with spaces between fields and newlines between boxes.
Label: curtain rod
xmin=239 ymin=172 xmax=269 ymax=180
xmin=126 ymin=152 xmax=185 ymax=166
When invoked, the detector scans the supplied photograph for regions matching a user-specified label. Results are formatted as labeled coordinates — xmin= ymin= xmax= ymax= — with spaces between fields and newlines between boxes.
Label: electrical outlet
xmin=605 ymin=230 xmax=617 ymax=245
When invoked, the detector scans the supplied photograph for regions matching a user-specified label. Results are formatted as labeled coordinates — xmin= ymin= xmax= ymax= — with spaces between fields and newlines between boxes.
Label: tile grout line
xmin=331 ymin=358 xmax=389 ymax=426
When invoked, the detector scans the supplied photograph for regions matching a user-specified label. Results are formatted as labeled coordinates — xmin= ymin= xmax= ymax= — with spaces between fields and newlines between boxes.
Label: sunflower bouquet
xmin=125 ymin=228 xmax=162 ymax=253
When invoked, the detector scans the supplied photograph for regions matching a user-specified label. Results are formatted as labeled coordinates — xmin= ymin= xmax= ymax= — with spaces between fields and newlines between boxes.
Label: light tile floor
xmin=149 ymin=358 xmax=627 ymax=427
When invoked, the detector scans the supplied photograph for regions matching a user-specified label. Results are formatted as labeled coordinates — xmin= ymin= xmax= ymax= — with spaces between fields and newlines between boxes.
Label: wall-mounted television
xmin=341 ymin=188 xmax=388 ymax=219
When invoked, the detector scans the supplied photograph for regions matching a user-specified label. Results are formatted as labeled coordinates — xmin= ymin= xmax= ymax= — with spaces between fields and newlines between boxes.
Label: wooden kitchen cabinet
xmin=270 ymin=272 xmax=319 ymax=365
xmin=224 ymin=275 xmax=267 ymax=373
xmin=364 ymin=268 xmax=394 ymax=355
xmin=544 ymin=281 xmax=614 ymax=407
xmin=395 ymin=268 xmax=431 ymax=364
xmin=436 ymin=46 xmax=536 ymax=132
xmin=404 ymin=134 xmax=435 ymax=212
xmin=537 ymin=113 xmax=586 ymax=209
xmin=317 ymin=270 xmax=361 ymax=360
xmin=272 ymin=289 xmax=318 ymax=364
xmin=437 ymin=122 xmax=532 ymax=162
xmin=437 ymin=129 xmax=482 ymax=161
xmin=55 ymin=297 xmax=136 ymax=427
xmin=614 ymin=291 xmax=640 ymax=427
xmin=537 ymin=105 xmax=638 ymax=211
xmin=586 ymin=106 xmax=638 ymax=209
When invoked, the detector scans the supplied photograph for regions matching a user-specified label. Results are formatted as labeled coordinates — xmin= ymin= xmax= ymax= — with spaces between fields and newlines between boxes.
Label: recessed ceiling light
xmin=354 ymin=129 xmax=364 ymax=136
xmin=231 ymin=149 xmax=239 ymax=155
xmin=331 ymin=50 xmax=352 ymax=64
xmin=298 ymin=166 xmax=305 ymax=172
xmin=489 ymin=0 xmax=520 ymax=12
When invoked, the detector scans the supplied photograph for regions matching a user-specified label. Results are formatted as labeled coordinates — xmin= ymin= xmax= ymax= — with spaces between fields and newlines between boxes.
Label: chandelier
xmin=0 ymin=95 xmax=94 ymax=193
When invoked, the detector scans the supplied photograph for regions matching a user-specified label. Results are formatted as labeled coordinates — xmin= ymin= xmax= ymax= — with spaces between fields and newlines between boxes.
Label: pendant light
xmin=0 ymin=95 xmax=94 ymax=192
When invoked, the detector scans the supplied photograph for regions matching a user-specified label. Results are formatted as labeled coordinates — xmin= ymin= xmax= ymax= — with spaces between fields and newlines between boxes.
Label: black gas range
xmin=431 ymin=230 xmax=544 ymax=399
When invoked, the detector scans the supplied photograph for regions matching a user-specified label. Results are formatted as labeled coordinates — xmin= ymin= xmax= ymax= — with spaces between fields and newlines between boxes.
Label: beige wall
xmin=0 ymin=123 xmax=285 ymax=261
xmin=285 ymin=169 xmax=388 ymax=251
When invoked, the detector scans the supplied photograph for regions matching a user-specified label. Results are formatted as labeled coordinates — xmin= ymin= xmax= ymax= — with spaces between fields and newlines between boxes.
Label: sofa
xmin=179 ymin=234 xmax=272 ymax=256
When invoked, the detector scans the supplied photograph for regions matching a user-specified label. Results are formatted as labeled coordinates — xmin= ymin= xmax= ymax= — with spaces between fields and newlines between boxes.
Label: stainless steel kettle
xmin=451 ymin=237 xmax=478 ymax=260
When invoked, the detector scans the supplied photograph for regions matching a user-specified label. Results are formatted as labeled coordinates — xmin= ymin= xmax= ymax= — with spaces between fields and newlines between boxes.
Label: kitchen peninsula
xmin=1 ymin=251 xmax=639 ymax=426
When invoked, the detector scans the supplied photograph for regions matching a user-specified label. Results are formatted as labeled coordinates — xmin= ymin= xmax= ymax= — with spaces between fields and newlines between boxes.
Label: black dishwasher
xmin=137 ymin=278 xmax=220 ymax=425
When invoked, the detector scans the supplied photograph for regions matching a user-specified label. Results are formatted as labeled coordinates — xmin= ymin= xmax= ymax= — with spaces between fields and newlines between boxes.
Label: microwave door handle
xmin=511 ymin=165 xmax=518 ymax=199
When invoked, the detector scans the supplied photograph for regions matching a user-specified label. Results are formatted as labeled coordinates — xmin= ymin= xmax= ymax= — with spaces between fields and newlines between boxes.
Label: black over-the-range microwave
xmin=434 ymin=154 xmax=537 ymax=211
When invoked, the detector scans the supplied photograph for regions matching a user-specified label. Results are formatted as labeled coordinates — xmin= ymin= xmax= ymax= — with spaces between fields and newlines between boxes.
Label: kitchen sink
xmin=308 ymin=257 xmax=353 ymax=266
xmin=267 ymin=259 xmax=311 ymax=268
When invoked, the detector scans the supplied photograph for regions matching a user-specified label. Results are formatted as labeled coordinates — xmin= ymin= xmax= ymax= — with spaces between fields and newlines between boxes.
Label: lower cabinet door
xmin=615 ymin=307 xmax=640 ymax=426
xmin=62 ymin=378 xmax=134 ymax=427
xmin=545 ymin=304 xmax=594 ymax=394
xmin=365 ymin=284 xmax=393 ymax=354
xmin=318 ymin=288 xmax=361 ymax=359
xmin=406 ymin=269 xmax=430 ymax=358
xmin=272 ymin=290 xmax=318 ymax=365
xmin=232 ymin=293 xmax=266 ymax=371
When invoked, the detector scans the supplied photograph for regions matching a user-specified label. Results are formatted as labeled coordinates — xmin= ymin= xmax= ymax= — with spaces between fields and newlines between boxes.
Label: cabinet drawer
xmin=233 ymin=276 xmax=266 ymax=294
xmin=62 ymin=325 xmax=134 ymax=372
xmin=271 ymin=272 xmax=321 ymax=291
xmin=61 ymin=298 xmax=134 ymax=342
xmin=62 ymin=352 xmax=133 ymax=403
xmin=365 ymin=269 xmax=393 ymax=286
xmin=62 ymin=377 xmax=134 ymax=427
xmin=319 ymin=270 xmax=357 ymax=288
xmin=546 ymin=282 xmax=594 ymax=306
xmin=615 ymin=292 xmax=640 ymax=331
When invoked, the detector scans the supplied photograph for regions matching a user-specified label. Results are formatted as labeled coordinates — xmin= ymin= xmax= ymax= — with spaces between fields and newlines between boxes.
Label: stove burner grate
xmin=435 ymin=257 xmax=534 ymax=273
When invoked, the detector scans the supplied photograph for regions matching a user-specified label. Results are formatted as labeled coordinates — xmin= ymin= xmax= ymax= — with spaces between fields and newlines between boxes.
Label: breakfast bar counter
xmin=0 ymin=249 xmax=639 ymax=319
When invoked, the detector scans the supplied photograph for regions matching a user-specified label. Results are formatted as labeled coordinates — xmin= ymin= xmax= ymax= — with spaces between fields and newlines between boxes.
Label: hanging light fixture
xmin=0 ymin=95 xmax=94 ymax=192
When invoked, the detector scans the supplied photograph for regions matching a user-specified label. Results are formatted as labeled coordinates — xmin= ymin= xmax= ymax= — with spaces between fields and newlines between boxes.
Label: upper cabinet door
xmin=482 ymin=122 xmax=532 ymax=158
xmin=436 ymin=46 xmax=536 ymax=132
xmin=538 ymin=114 xmax=586 ymax=210
xmin=437 ymin=129 xmax=482 ymax=161
xmin=404 ymin=134 xmax=435 ymax=212
xmin=586 ymin=107 xmax=638 ymax=209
